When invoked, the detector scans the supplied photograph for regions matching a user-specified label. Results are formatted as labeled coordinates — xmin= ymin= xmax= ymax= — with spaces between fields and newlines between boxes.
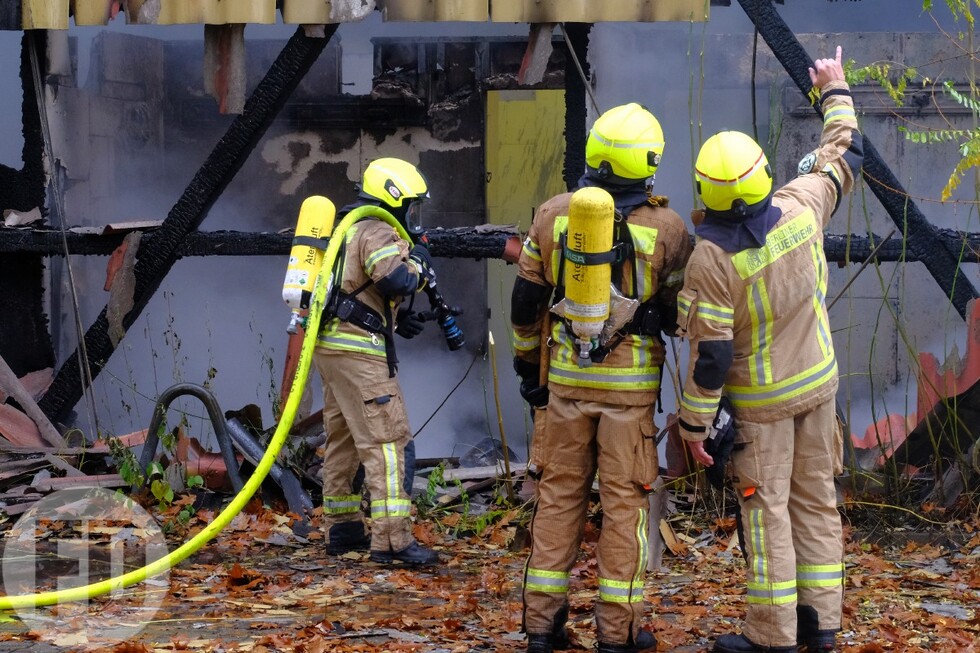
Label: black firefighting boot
xmin=526 ymin=634 xmax=554 ymax=653
xmin=326 ymin=522 xmax=370 ymax=554
xmin=597 ymin=629 xmax=657 ymax=652
xmin=551 ymin=604 xmax=570 ymax=650
xmin=713 ymin=633 xmax=798 ymax=653
xmin=797 ymin=605 xmax=838 ymax=651
xmin=369 ymin=541 xmax=439 ymax=566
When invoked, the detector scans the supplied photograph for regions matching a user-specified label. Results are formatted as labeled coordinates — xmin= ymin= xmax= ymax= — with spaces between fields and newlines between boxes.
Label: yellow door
xmin=485 ymin=89 xmax=566 ymax=458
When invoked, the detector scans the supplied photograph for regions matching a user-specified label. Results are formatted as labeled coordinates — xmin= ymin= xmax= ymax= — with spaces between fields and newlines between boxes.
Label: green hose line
xmin=0 ymin=205 xmax=409 ymax=611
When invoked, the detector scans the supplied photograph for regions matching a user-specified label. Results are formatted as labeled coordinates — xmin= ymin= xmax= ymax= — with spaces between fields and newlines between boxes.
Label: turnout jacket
xmin=678 ymin=80 xmax=861 ymax=435
xmin=513 ymin=193 xmax=691 ymax=407
xmin=316 ymin=217 xmax=417 ymax=360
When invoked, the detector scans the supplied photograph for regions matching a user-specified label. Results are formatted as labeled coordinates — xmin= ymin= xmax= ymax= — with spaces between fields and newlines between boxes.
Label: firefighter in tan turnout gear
xmin=677 ymin=48 xmax=862 ymax=653
xmin=511 ymin=103 xmax=691 ymax=653
xmin=314 ymin=157 xmax=438 ymax=567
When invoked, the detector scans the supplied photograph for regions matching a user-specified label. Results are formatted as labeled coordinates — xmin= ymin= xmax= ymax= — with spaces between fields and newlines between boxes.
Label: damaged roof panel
xmin=12 ymin=0 xmax=706 ymax=29
xmin=489 ymin=0 xmax=708 ymax=23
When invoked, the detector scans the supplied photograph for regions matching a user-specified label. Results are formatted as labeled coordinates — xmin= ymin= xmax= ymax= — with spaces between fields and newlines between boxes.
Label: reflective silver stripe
xmin=747 ymin=580 xmax=797 ymax=605
xmin=797 ymin=563 xmax=844 ymax=587
xmin=591 ymin=130 xmax=664 ymax=152
xmin=549 ymin=362 xmax=661 ymax=390
xmin=323 ymin=495 xmax=362 ymax=514
xmin=522 ymin=236 xmax=542 ymax=262
xmin=383 ymin=441 xmax=400 ymax=501
xmin=698 ymin=304 xmax=735 ymax=325
xmin=747 ymin=279 xmax=773 ymax=385
xmin=364 ymin=243 xmax=400 ymax=275
xmin=370 ymin=498 xmax=412 ymax=518
xmin=317 ymin=333 xmax=386 ymax=356
xmin=824 ymin=105 xmax=856 ymax=124
xmin=681 ymin=392 xmax=719 ymax=415
xmin=598 ymin=578 xmax=642 ymax=603
xmin=525 ymin=568 xmax=570 ymax=593
xmin=727 ymin=355 xmax=837 ymax=406
xmin=811 ymin=243 xmax=832 ymax=355
xmin=750 ymin=508 xmax=767 ymax=583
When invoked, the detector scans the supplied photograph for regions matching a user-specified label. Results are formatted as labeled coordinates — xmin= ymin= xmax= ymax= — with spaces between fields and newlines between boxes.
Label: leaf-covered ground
xmin=0 ymin=500 xmax=978 ymax=652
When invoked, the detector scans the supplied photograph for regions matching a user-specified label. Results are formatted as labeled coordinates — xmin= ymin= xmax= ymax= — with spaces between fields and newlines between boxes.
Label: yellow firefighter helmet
xmin=695 ymin=131 xmax=773 ymax=214
xmin=359 ymin=157 xmax=430 ymax=209
xmin=585 ymin=103 xmax=665 ymax=185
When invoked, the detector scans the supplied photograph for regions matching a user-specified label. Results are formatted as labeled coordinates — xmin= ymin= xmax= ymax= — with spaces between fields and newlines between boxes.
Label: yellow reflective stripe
xmin=698 ymin=301 xmax=734 ymax=326
xmin=591 ymin=130 xmax=664 ymax=153
xmin=635 ymin=507 xmax=648 ymax=583
xmin=512 ymin=332 xmax=539 ymax=353
xmin=522 ymin=236 xmax=542 ymax=262
xmin=821 ymin=163 xmax=841 ymax=187
xmin=731 ymin=211 xmax=817 ymax=279
xmin=677 ymin=295 xmax=692 ymax=322
xmin=748 ymin=508 xmax=768 ymax=586
xmin=323 ymin=494 xmax=362 ymax=514
xmin=727 ymin=355 xmax=837 ymax=408
xmin=383 ymin=442 xmax=400 ymax=501
xmin=317 ymin=333 xmax=386 ymax=357
xmin=550 ymin=215 xmax=570 ymax=274
xmin=681 ymin=392 xmax=719 ymax=415
xmin=598 ymin=577 xmax=644 ymax=603
xmin=549 ymin=359 xmax=661 ymax=391
xmin=629 ymin=224 xmax=659 ymax=301
xmin=370 ymin=498 xmax=412 ymax=518
xmin=810 ymin=243 xmax=832 ymax=357
xmin=823 ymin=105 xmax=856 ymax=125
xmin=364 ymin=244 xmax=401 ymax=275
xmin=797 ymin=563 xmax=845 ymax=588
xmin=525 ymin=568 xmax=570 ymax=594
xmin=746 ymin=278 xmax=774 ymax=386
xmin=747 ymin=579 xmax=797 ymax=605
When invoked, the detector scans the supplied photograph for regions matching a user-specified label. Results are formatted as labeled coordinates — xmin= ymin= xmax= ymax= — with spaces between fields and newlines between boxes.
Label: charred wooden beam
xmin=562 ymin=23 xmax=590 ymax=192
xmin=3 ymin=225 xmax=978 ymax=264
xmin=38 ymin=26 xmax=336 ymax=424
xmin=0 ymin=32 xmax=54 ymax=379
xmin=737 ymin=0 xmax=979 ymax=319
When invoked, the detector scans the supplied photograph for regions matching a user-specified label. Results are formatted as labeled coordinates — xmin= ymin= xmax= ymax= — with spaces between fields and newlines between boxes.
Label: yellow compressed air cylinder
xmin=283 ymin=196 xmax=336 ymax=331
xmin=563 ymin=186 xmax=615 ymax=342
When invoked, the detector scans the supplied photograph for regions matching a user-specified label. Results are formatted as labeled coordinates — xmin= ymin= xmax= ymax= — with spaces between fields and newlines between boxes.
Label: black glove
xmin=409 ymin=243 xmax=436 ymax=288
xmin=514 ymin=358 xmax=549 ymax=408
xmin=704 ymin=396 xmax=736 ymax=489
xmin=395 ymin=308 xmax=425 ymax=339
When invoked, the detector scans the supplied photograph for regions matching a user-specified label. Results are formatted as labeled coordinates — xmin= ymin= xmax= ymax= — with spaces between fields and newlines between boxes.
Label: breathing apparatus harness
xmin=553 ymin=196 xmax=667 ymax=364
xmin=322 ymin=218 xmax=464 ymax=377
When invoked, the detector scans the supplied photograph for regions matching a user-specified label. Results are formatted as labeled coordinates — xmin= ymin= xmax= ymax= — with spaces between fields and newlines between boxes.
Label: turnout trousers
xmin=523 ymin=394 xmax=656 ymax=646
xmin=731 ymin=398 xmax=844 ymax=648
xmin=313 ymin=350 xmax=415 ymax=553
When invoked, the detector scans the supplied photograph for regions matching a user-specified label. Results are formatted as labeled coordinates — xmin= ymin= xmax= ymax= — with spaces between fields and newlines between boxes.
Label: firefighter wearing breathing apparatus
xmin=511 ymin=103 xmax=691 ymax=653
xmin=313 ymin=157 xmax=439 ymax=567
xmin=677 ymin=47 xmax=862 ymax=653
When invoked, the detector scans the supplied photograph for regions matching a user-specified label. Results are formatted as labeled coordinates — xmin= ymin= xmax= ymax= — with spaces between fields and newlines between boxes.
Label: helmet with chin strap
xmin=694 ymin=131 xmax=773 ymax=218
xmin=359 ymin=157 xmax=430 ymax=236
xmin=585 ymin=103 xmax=665 ymax=186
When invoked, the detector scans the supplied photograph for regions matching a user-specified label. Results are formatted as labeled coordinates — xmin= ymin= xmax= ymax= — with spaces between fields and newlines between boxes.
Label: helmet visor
xmin=405 ymin=199 xmax=424 ymax=236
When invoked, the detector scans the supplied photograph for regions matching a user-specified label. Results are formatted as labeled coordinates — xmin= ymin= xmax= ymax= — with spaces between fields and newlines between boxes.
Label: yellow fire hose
xmin=0 ymin=205 xmax=409 ymax=611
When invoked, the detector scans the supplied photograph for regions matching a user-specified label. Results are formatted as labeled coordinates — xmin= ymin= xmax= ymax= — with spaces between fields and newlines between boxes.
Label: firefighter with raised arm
xmin=510 ymin=104 xmax=691 ymax=653
xmin=676 ymin=47 xmax=863 ymax=653
xmin=313 ymin=157 xmax=439 ymax=567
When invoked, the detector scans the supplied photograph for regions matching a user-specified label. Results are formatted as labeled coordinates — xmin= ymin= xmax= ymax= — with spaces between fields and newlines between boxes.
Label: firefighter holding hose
xmin=312 ymin=157 xmax=439 ymax=567
xmin=511 ymin=103 xmax=691 ymax=653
